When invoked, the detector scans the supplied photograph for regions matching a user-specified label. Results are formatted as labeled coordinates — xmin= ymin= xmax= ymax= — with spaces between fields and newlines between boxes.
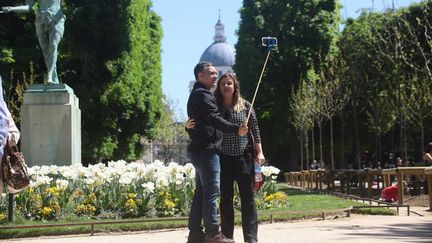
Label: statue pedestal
xmin=20 ymin=84 xmax=81 ymax=166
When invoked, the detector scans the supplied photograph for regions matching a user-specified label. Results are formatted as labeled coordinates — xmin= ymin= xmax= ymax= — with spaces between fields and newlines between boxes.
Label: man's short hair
xmin=194 ymin=62 xmax=213 ymax=81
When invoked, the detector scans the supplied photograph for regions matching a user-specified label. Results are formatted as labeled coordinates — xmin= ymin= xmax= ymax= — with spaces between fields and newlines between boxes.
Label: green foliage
xmin=0 ymin=1 xmax=40 ymax=123
xmin=152 ymin=98 xmax=189 ymax=164
xmin=3 ymin=62 xmax=35 ymax=125
xmin=236 ymin=0 xmax=341 ymax=170
xmin=62 ymin=0 xmax=163 ymax=162
xmin=0 ymin=0 xmax=163 ymax=162
xmin=338 ymin=1 xmax=432 ymax=162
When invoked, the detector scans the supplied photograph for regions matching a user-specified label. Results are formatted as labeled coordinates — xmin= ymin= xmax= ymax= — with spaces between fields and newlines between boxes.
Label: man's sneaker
xmin=205 ymin=231 xmax=235 ymax=243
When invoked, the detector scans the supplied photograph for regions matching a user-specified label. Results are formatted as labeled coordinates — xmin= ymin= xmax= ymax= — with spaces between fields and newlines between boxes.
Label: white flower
xmin=62 ymin=167 xmax=79 ymax=180
xmin=155 ymin=176 xmax=168 ymax=189
xmin=49 ymin=165 xmax=60 ymax=174
xmin=56 ymin=179 xmax=69 ymax=190
xmin=141 ymin=182 xmax=155 ymax=193
xmin=85 ymin=178 xmax=95 ymax=185
xmin=119 ymin=172 xmax=134 ymax=185
xmin=184 ymin=163 xmax=196 ymax=179
xmin=38 ymin=165 xmax=51 ymax=176
xmin=32 ymin=175 xmax=53 ymax=187
xmin=262 ymin=166 xmax=280 ymax=177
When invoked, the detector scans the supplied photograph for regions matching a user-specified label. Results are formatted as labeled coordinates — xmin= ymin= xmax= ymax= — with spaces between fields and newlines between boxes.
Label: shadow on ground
xmin=332 ymin=221 xmax=432 ymax=242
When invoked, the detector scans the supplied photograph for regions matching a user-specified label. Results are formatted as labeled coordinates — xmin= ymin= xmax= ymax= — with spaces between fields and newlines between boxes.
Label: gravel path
xmin=3 ymin=212 xmax=432 ymax=243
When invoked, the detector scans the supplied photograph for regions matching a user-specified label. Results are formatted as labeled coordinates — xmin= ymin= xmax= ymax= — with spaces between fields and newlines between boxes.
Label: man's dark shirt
xmin=187 ymin=82 xmax=239 ymax=153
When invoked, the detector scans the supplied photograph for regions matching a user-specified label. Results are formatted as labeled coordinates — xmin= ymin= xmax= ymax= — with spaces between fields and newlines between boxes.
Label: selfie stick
xmin=245 ymin=37 xmax=278 ymax=124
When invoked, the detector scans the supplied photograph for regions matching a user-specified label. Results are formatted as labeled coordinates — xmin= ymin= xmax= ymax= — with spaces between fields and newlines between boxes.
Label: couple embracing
xmin=186 ymin=62 xmax=265 ymax=243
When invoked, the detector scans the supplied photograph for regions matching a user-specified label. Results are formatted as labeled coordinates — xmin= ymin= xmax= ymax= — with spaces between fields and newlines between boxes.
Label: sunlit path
xmin=6 ymin=214 xmax=432 ymax=243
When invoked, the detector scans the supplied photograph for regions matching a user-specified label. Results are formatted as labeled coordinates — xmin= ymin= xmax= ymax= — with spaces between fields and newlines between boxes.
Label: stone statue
xmin=1 ymin=0 xmax=65 ymax=84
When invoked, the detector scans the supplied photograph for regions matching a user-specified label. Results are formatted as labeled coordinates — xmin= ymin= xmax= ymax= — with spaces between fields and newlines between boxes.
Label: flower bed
xmin=0 ymin=161 xmax=286 ymax=223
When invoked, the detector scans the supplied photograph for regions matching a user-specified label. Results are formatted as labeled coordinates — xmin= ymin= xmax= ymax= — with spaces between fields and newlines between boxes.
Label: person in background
xmin=380 ymin=181 xmax=407 ymax=203
xmin=5 ymin=106 xmax=20 ymax=143
xmin=310 ymin=160 xmax=320 ymax=170
xmin=0 ymin=75 xmax=11 ymax=192
xmin=380 ymin=183 xmax=398 ymax=202
xmin=395 ymin=157 xmax=403 ymax=168
xmin=422 ymin=142 xmax=432 ymax=166
xmin=0 ymin=76 xmax=9 ymax=157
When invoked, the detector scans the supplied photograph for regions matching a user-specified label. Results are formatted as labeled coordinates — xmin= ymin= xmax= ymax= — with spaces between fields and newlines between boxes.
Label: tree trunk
xmin=341 ymin=116 xmax=345 ymax=168
xmin=354 ymin=112 xmax=361 ymax=169
xmin=377 ymin=133 xmax=382 ymax=167
xmin=330 ymin=119 xmax=334 ymax=170
xmin=311 ymin=127 xmax=315 ymax=166
xmin=420 ymin=121 xmax=425 ymax=160
xmin=300 ymin=131 xmax=304 ymax=171
xmin=399 ymin=122 xmax=403 ymax=159
xmin=319 ymin=125 xmax=323 ymax=167
xmin=305 ymin=129 xmax=309 ymax=170
xmin=403 ymin=116 xmax=408 ymax=160
xmin=375 ymin=134 xmax=381 ymax=168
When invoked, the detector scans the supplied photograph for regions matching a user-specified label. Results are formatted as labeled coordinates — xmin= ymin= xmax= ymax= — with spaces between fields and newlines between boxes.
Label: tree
xmin=236 ymin=0 xmax=341 ymax=170
xmin=60 ymin=0 xmax=163 ymax=163
xmin=289 ymin=77 xmax=314 ymax=170
xmin=151 ymin=97 xmax=189 ymax=164
xmin=0 ymin=0 xmax=42 ymax=123
xmin=316 ymin=55 xmax=348 ymax=169
xmin=1 ymin=0 xmax=164 ymax=163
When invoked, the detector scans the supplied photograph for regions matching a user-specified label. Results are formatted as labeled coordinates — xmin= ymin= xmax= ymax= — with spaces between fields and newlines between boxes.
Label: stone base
xmin=20 ymin=83 xmax=81 ymax=166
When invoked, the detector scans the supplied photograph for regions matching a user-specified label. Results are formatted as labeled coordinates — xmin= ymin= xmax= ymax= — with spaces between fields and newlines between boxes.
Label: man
xmin=2 ymin=0 xmax=65 ymax=84
xmin=187 ymin=62 xmax=247 ymax=243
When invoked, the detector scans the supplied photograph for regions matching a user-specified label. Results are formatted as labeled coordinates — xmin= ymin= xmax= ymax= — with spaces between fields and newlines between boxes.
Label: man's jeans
xmin=188 ymin=152 xmax=221 ymax=237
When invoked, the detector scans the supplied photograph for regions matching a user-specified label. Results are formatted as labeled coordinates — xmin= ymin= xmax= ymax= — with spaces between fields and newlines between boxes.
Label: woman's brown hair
xmin=214 ymin=72 xmax=245 ymax=112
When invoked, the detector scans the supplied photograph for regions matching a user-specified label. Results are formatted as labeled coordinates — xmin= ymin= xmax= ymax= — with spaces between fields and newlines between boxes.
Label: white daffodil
xmin=141 ymin=182 xmax=155 ymax=193
xmin=56 ymin=179 xmax=69 ymax=190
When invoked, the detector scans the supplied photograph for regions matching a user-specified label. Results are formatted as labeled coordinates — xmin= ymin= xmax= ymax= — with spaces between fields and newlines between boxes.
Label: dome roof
xmin=199 ymin=42 xmax=235 ymax=67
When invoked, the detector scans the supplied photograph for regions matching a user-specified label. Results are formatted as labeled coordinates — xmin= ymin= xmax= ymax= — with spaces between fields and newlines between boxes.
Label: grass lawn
xmin=0 ymin=187 xmax=396 ymax=239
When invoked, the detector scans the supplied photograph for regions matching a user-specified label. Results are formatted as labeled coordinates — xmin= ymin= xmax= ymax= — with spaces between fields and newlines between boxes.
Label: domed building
xmin=189 ymin=15 xmax=236 ymax=92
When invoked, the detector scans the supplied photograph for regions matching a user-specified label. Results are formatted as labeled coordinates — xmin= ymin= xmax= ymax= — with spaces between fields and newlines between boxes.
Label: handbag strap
xmin=4 ymin=139 xmax=18 ymax=155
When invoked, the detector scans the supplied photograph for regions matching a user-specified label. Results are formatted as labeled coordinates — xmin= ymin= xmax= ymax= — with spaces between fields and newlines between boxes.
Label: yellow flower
xmin=45 ymin=187 xmax=60 ymax=196
xmin=163 ymin=199 xmax=175 ymax=209
xmin=52 ymin=202 xmax=61 ymax=212
xmin=128 ymin=193 xmax=137 ymax=199
xmin=263 ymin=192 xmax=288 ymax=204
xmin=126 ymin=198 xmax=136 ymax=207
xmin=75 ymin=204 xmax=96 ymax=215
xmin=89 ymin=193 xmax=97 ymax=201
xmin=73 ymin=190 xmax=83 ymax=198
xmin=41 ymin=207 xmax=53 ymax=218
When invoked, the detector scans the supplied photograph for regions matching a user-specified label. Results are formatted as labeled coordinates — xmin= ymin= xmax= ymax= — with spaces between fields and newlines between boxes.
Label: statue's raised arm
xmin=1 ymin=0 xmax=64 ymax=84
xmin=1 ymin=0 xmax=34 ymax=14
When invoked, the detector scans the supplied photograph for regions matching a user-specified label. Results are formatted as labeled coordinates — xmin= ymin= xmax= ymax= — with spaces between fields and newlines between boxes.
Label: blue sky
xmin=152 ymin=0 xmax=420 ymax=121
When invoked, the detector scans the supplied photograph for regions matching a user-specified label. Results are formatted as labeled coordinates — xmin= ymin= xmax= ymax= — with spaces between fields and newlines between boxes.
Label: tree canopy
xmin=0 ymin=0 xmax=163 ymax=163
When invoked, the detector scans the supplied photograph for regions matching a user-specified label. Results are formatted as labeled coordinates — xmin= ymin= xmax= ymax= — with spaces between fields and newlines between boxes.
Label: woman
xmin=423 ymin=142 xmax=432 ymax=165
xmin=186 ymin=72 xmax=265 ymax=243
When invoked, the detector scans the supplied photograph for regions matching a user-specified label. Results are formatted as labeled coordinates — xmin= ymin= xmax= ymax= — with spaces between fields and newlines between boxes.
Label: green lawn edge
xmin=0 ymin=188 xmax=397 ymax=239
